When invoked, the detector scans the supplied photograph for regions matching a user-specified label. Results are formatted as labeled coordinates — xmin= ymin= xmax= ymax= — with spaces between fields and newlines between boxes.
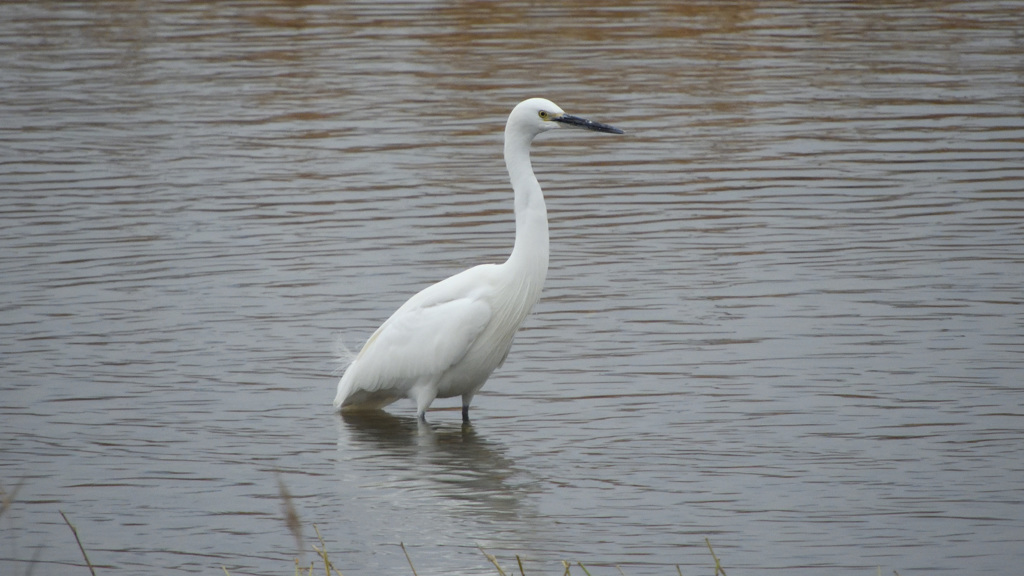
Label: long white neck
xmin=503 ymin=127 xmax=549 ymax=295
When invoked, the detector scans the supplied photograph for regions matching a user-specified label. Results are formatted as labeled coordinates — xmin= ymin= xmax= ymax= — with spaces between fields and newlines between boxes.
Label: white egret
xmin=334 ymin=98 xmax=623 ymax=422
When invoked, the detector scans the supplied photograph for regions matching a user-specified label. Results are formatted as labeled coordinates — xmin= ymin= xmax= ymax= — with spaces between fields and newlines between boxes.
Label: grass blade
xmin=400 ymin=542 xmax=419 ymax=576
xmin=705 ymin=537 xmax=726 ymax=576
xmin=478 ymin=545 xmax=507 ymax=576
xmin=59 ymin=510 xmax=97 ymax=576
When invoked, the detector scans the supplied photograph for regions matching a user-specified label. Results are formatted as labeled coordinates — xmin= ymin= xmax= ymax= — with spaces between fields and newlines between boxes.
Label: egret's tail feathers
xmin=332 ymin=337 xmax=357 ymax=376
xmin=334 ymin=383 xmax=400 ymax=412
xmin=333 ymin=359 xmax=400 ymax=412
xmin=338 ymin=392 xmax=399 ymax=411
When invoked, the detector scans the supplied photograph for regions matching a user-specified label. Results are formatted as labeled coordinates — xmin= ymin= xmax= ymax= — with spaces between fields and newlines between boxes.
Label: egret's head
xmin=508 ymin=98 xmax=624 ymax=138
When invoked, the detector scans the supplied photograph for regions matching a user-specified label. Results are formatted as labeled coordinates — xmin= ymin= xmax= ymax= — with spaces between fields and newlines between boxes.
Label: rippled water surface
xmin=3 ymin=1 xmax=1023 ymax=574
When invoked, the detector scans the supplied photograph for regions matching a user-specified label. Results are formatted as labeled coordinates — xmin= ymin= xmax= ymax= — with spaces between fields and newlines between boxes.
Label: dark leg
xmin=461 ymin=404 xmax=470 ymax=423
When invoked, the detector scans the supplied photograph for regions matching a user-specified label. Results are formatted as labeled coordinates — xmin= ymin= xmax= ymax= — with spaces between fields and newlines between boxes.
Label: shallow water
xmin=2 ymin=1 xmax=1023 ymax=574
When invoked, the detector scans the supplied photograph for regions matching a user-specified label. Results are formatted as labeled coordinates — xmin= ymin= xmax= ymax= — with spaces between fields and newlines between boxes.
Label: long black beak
xmin=554 ymin=113 xmax=624 ymax=134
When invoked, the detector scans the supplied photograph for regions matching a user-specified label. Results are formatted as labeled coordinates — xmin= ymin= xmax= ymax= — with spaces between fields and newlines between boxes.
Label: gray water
xmin=2 ymin=1 xmax=1023 ymax=574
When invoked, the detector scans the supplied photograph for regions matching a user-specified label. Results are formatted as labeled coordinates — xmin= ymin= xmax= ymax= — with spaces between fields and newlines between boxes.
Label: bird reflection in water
xmin=336 ymin=411 xmax=540 ymax=522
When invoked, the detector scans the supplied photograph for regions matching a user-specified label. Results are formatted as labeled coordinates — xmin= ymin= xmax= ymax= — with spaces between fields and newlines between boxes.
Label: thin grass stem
xmin=705 ymin=537 xmax=726 ymax=576
xmin=59 ymin=510 xmax=97 ymax=576
xmin=400 ymin=542 xmax=419 ymax=576
xmin=312 ymin=524 xmax=343 ymax=576
xmin=478 ymin=545 xmax=508 ymax=576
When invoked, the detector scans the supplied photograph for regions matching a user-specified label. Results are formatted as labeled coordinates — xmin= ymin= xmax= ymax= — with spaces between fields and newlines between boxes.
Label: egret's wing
xmin=361 ymin=297 xmax=490 ymax=377
xmin=335 ymin=264 xmax=501 ymax=409
xmin=338 ymin=298 xmax=492 ymax=405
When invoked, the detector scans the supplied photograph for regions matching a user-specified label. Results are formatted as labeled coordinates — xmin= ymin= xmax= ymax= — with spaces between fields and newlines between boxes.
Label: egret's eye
xmin=538 ymin=110 xmax=550 ymax=120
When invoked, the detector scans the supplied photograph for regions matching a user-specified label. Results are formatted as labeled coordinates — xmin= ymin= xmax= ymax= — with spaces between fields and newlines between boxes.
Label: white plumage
xmin=334 ymin=98 xmax=622 ymax=421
